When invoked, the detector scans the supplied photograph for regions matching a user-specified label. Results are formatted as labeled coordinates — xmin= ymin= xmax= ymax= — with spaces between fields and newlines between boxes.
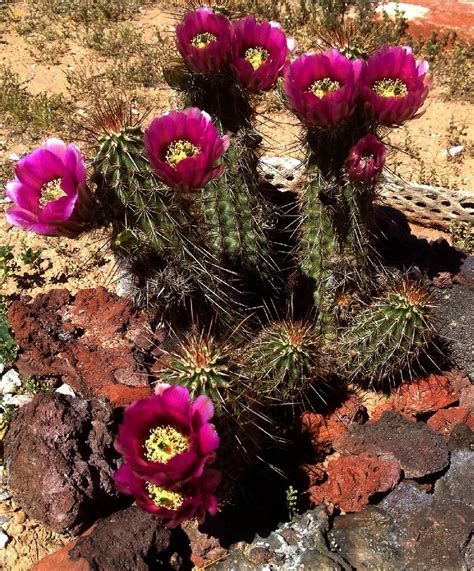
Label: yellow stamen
xmin=244 ymin=47 xmax=269 ymax=70
xmin=308 ymin=78 xmax=341 ymax=98
xmin=39 ymin=179 xmax=66 ymax=207
xmin=146 ymin=483 xmax=185 ymax=509
xmin=144 ymin=425 xmax=189 ymax=463
xmin=372 ymin=78 xmax=408 ymax=98
xmin=165 ymin=139 xmax=199 ymax=169
xmin=191 ymin=32 xmax=217 ymax=49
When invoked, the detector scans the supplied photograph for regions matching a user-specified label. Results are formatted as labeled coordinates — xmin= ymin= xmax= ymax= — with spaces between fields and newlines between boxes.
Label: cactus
xmin=200 ymin=137 xmax=274 ymax=281
xmin=298 ymin=164 xmax=372 ymax=331
xmin=158 ymin=332 xmax=245 ymax=415
xmin=245 ymin=319 xmax=322 ymax=405
xmin=339 ymin=279 xmax=434 ymax=385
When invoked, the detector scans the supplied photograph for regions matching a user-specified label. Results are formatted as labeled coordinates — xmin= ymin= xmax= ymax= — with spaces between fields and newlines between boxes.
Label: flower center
xmin=144 ymin=425 xmax=189 ymax=463
xmin=146 ymin=483 xmax=185 ymax=509
xmin=244 ymin=47 xmax=269 ymax=70
xmin=191 ymin=32 xmax=217 ymax=49
xmin=39 ymin=179 xmax=66 ymax=207
xmin=361 ymin=154 xmax=375 ymax=164
xmin=372 ymin=78 xmax=408 ymax=98
xmin=308 ymin=78 xmax=341 ymax=98
xmin=165 ymin=139 xmax=199 ymax=169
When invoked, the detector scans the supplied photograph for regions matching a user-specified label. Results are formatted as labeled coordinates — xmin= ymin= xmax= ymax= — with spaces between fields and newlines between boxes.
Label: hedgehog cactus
xmin=159 ymin=332 xmax=242 ymax=415
xmin=339 ymin=280 xmax=434 ymax=385
xmin=246 ymin=320 xmax=322 ymax=405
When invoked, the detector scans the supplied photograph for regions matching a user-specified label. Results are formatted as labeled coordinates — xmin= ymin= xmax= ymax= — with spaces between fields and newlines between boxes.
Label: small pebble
xmin=55 ymin=384 xmax=75 ymax=397
xmin=0 ymin=515 xmax=11 ymax=527
xmin=0 ymin=369 xmax=21 ymax=395
xmin=0 ymin=531 xmax=10 ymax=548
xmin=0 ymin=490 xmax=12 ymax=502
xmin=7 ymin=523 xmax=24 ymax=535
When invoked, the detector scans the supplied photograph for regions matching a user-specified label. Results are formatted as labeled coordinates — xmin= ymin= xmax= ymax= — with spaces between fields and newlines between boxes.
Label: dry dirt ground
xmin=0 ymin=1 xmax=472 ymax=568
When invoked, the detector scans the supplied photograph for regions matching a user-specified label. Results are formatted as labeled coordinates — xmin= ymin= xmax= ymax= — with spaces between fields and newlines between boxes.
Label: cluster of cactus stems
xmin=4 ymin=3 xmax=440 ymax=518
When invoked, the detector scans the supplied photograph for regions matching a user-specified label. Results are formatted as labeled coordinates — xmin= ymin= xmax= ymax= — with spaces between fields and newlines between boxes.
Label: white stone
xmin=448 ymin=145 xmax=464 ymax=158
xmin=8 ymin=153 xmax=20 ymax=161
xmin=0 ymin=531 xmax=10 ymax=549
xmin=3 ymin=393 xmax=33 ymax=407
xmin=0 ymin=364 xmax=4 ymax=375
xmin=0 ymin=369 xmax=21 ymax=395
xmin=56 ymin=383 xmax=76 ymax=397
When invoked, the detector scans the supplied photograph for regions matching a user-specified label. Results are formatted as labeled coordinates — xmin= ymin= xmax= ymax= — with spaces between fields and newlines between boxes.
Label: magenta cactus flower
xmin=176 ymin=8 xmax=231 ymax=74
xmin=114 ymin=465 xmax=220 ymax=527
xmin=345 ymin=134 xmax=386 ymax=184
xmin=359 ymin=46 xmax=432 ymax=126
xmin=230 ymin=16 xmax=295 ymax=92
xmin=5 ymin=138 xmax=91 ymax=237
xmin=144 ymin=107 xmax=229 ymax=192
xmin=283 ymin=50 xmax=362 ymax=128
xmin=114 ymin=386 xmax=219 ymax=486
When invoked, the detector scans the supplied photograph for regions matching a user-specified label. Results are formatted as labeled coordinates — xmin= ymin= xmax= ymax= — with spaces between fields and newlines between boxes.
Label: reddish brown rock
xmin=308 ymin=453 xmax=400 ymax=514
xmin=427 ymin=407 xmax=474 ymax=438
xmin=68 ymin=506 xmax=179 ymax=571
xmin=31 ymin=540 xmax=88 ymax=571
xmin=372 ymin=374 xmax=461 ymax=420
xmin=335 ymin=411 xmax=449 ymax=479
xmin=299 ymin=463 xmax=326 ymax=488
xmin=7 ymin=287 xmax=159 ymax=401
xmin=5 ymin=392 xmax=120 ymax=534
xmin=98 ymin=384 xmax=153 ymax=408
xmin=182 ymin=520 xmax=229 ymax=568
xmin=300 ymin=394 xmax=366 ymax=455
xmin=460 ymin=385 xmax=474 ymax=412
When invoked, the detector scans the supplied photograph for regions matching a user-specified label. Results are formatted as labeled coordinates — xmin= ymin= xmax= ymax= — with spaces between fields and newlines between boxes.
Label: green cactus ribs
xmin=158 ymin=332 xmax=245 ymax=415
xmin=339 ymin=279 xmax=435 ymax=386
xmin=200 ymin=137 xmax=275 ymax=283
xmin=245 ymin=320 xmax=323 ymax=407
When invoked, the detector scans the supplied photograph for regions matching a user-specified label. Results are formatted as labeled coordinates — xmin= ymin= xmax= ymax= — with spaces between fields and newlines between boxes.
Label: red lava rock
xmin=31 ymin=540 xmax=88 ymax=571
xmin=335 ymin=411 xmax=449 ymax=479
xmin=68 ymin=505 xmax=179 ymax=571
xmin=7 ymin=287 xmax=159 ymax=401
xmin=300 ymin=394 xmax=367 ymax=455
xmin=460 ymin=385 xmax=474 ymax=412
xmin=98 ymin=384 xmax=153 ymax=408
xmin=299 ymin=463 xmax=326 ymax=488
xmin=427 ymin=407 xmax=474 ymax=439
xmin=5 ymin=393 xmax=120 ymax=534
xmin=372 ymin=374 xmax=461 ymax=420
xmin=308 ymin=453 xmax=400 ymax=514
xmin=182 ymin=520 xmax=229 ymax=568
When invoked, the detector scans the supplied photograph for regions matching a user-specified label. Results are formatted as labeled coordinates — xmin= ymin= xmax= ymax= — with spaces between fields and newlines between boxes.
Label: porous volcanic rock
xmin=335 ymin=411 xmax=449 ymax=478
xmin=434 ymin=448 xmax=474 ymax=506
xmin=331 ymin=480 xmax=474 ymax=570
xmin=4 ymin=392 xmax=120 ymax=534
xmin=300 ymin=393 xmax=367 ymax=456
xmin=427 ymin=407 xmax=474 ymax=439
xmin=308 ymin=453 xmax=401 ymax=514
xmin=371 ymin=373 xmax=462 ymax=420
xmin=432 ymin=284 xmax=474 ymax=381
xmin=68 ymin=506 xmax=183 ymax=571
xmin=213 ymin=506 xmax=350 ymax=570
xmin=181 ymin=520 xmax=229 ymax=568
xmin=7 ymin=287 xmax=159 ymax=402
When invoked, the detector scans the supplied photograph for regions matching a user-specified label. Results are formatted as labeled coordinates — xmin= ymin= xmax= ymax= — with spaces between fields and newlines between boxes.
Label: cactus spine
xmin=339 ymin=280 xmax=434 ymax=385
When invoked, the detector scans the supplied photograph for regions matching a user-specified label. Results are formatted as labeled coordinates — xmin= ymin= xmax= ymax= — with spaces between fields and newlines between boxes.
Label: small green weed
xmin=0 ymin=65 xmax=73 ymax=136
xmin=0 ymin=245 xmax=17 ymax=282
xmin=450 ymin=221 xmax=474 ymax=253
xmin=285 ymin=485 xmax=298 ymax=520
xmin=0 ymin=296 xmax=17 ymax=365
